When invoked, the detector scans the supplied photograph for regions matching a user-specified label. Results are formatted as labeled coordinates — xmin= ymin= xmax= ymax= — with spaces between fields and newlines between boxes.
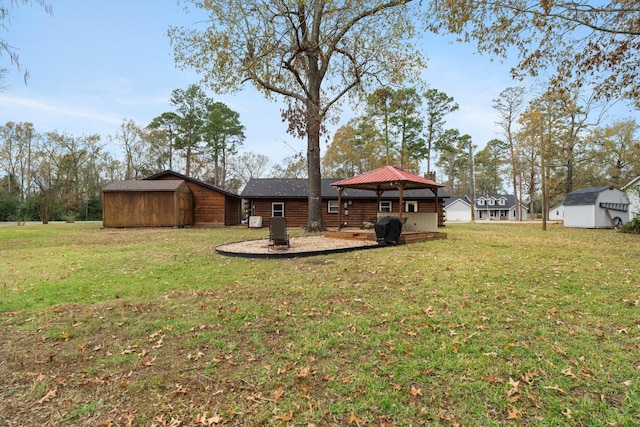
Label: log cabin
xmin=241 ymin=178 xmax=449 ymax=229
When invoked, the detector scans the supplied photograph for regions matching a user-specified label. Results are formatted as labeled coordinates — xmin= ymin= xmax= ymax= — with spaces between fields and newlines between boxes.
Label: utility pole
xmin=540 ymin=115 xmax=547 ymax=231
xmin=469 ymin=140 xmax=476 ymax=222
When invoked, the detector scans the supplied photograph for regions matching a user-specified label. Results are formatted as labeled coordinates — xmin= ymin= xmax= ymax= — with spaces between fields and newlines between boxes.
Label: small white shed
xmin=563 ymin=186 xmax=630 ymax=228
xmin=548 ymin=203 xmax=565 ymax=221
xmin=444 ymin=197 xmax=472 ymax=222
xmin=622 ymin=176 xmax=640 ymax=218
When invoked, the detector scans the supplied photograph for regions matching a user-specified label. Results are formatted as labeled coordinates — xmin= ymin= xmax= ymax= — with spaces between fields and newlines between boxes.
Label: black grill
xmin=374 ymin=216 xmax=402 ymax=245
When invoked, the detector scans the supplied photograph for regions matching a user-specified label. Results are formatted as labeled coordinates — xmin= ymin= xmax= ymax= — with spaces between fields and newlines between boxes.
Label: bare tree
xmin=170 ymin=0 xmax=424 ymax=231
xmin=493 ymin=87 xmax=526 ymax=220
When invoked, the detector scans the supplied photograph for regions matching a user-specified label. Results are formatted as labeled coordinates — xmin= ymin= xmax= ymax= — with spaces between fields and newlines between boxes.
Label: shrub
xmin=620 ymin=214 xmax=640 ymax=234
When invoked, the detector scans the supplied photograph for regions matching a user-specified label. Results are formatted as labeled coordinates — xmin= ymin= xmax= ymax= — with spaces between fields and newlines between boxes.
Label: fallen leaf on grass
xmin=520 ymin=369 xmax=539 ymax=385
xmin=195 ymin=412 xmax=222 ymax=425
xmin=348 ymin=412 xmax=365 ymax=426
xmin=506 ymin=406 xmax=521 ymax=420
xmin=562 ymin=367 xmax=579 ymax=380
xmin=580 ymin=366 xmax=595 ymax=380
xmin=272 ymin=389 xmax=284 ymax=402
xmin=544 ymin=385 xmax=567 ymax=394
xmin=297 ymin=367 xmax=312 ymax=378
xmin=552 ymin=345 xmax=568 ymax=357
xmin=409 ymin=385 xmax=423 ymax=397
xmin=481 ymin=375 xmax=504 ymax=384
xmin=507 ymin=378 xmax=520 ymax=395
xmin=274 ymin=410 xmax=293 ymax=421
xmin=39 ymin=387 xmax=58 ymax=403
xmin=124 ymin=412 xmax=136 ymax=427
xmin=140 ymin=356 xmax=156 ymax=367
xmin=172 ymin=385 xmax=187 ymax=395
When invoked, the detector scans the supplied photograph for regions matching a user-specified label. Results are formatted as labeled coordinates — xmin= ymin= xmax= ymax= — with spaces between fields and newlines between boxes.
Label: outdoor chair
xmin=268 ymin=217 xmax=290 ymax=250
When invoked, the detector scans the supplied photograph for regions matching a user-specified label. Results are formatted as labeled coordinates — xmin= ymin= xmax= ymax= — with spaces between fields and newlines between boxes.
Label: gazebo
xmin=331 ymin=165 xmax=444 ymax=228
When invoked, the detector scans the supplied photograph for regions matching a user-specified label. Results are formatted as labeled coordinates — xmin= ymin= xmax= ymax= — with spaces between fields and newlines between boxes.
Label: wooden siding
xmin=225 ymin=197 xmax=242 ymax=225
xmin=154 ymin=175 xmax=241 ymax=226
xmin=248 ymin=198 xmax=445 ymax=229
xmin=103 ymin=186 xmax=193 ymax=228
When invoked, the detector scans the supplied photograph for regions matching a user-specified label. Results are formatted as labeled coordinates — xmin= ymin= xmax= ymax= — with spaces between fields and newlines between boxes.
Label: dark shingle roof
xmin=445 ymin=197 xmax=471 ymax=208
xmin=103 ymin=180 xmax=187 ymax=192
xmin=564 ymin=186 xmax=611 ymax=206
xmin=473 ymin=194 xmax=517 ymax=210
xmin=241 ymin=178 xmax=449 ymax=199
xmin=145 ymin=170 xmax=240 ymax=198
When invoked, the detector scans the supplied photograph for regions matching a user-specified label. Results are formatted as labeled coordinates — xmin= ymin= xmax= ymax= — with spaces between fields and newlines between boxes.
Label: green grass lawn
xmin=1 ymin=222 xmax=639 ymax=426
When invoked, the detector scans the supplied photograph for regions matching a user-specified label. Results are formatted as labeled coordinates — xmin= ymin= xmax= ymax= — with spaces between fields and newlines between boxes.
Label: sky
xmin=1 ymin=1 xmax=638 ymax=175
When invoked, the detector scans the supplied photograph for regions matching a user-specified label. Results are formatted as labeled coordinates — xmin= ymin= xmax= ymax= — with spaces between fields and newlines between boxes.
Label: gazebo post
xmin=397 ymin=183 xmax=404 ymax=225
xmin=337 ymin=187 xmax=343 ymax=230
xmin=375 ymin=189 xmax=384 ymax=220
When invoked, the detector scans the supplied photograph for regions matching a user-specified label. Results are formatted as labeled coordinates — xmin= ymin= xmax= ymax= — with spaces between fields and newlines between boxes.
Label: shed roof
xmin=564 ymin=186 xmax=613 ymax=206
xmin=445 ymin=197 xmax=471 ymax=208
xmin=331 ymin=165 xmax=443 ymax=192
xmin=145 ymin=170 xmax=240 ymax=198
xmin=103 ymin=180 xmax=188 ymax=192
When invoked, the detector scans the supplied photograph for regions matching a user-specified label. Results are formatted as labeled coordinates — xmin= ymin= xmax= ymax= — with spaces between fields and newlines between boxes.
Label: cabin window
xmin=477 ymin=199 xmax=485 ymax=205
xmin=328 ymin=200 xmax=339 ymax=214
xmin=380 ymin=201 xmax=392 ymax=212
xmin=488 ymin=198 xmax=495 ymax=205
xmin=405 ymin=201 xmax=418 ymax=213
xmin=498 ymin=198 xmax=506 ymax=206
xmin=272 ymin=202 xmax=285 ymax=217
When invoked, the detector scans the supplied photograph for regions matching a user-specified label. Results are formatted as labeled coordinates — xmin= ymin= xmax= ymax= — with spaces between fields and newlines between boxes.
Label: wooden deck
xmin=323 ymin=228 xmax=447 ymax=244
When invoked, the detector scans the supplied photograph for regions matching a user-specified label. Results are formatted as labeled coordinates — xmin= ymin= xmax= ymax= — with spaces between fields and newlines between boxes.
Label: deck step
xmin=323 ymin=230 xmax=447 ymax=244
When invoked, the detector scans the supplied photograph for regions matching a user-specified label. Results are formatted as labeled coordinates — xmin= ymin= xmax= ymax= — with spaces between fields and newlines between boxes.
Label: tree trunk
xmin=306 ymin=102 xmax=324 ymax=232
xmin=509 ymin=140 xmax=520 ymax=221
xmin=185 ymin=146 xmax=192 ymax=177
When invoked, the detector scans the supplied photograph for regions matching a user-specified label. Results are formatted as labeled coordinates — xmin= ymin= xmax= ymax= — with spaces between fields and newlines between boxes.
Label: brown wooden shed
xmin=102 ymin=180 xmax=194 ymax=228
xmin=145 ymin=170 xmax=242 ymax=226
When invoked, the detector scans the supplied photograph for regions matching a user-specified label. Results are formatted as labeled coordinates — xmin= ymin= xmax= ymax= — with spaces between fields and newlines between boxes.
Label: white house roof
xmin=473 ymin=194 xmax=517 ymax=210
xmin=444 ymin=197 xmax=471 ymax=208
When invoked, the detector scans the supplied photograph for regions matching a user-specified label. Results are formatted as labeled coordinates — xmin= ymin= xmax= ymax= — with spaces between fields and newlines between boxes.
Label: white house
xmin=474 ymin=194 xmax=528 ymax=221
xmin=622 ymin=176 xmax=640 ymax=218
xmin=563 ymin=186 xmax=630 ymax=228
xmin=548 ymin=203 xmax=565 ymax=221
xmin=443 ymin=194 xmax=527 ymax=222
xmin=444 ymin=197 xmax=472 ymax=222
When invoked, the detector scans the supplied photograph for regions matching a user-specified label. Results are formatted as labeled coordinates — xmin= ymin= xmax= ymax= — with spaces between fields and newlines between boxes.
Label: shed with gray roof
xmin=563 ymin=186 xmax=629 ymax=228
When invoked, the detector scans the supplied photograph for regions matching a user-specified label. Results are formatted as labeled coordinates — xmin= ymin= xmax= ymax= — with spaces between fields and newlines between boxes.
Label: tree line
xmin=3 ymin=1 xmax=639 ymax=228
xmin=3 ymin=81 xmax=637 ymax=224
xmin=322 ymin=85 xmax=640 ymax=220
xmin=0 ymin=84 xmax=246 ymax=223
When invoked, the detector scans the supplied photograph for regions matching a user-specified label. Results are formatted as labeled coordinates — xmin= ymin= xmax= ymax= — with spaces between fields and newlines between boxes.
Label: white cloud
xmin=0 ymin=94 xmax=124 ymax=130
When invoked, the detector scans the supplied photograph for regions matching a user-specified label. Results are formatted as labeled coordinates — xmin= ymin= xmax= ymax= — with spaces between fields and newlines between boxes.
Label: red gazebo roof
xmin=331 ymin=165 xmax=443 ymax=192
